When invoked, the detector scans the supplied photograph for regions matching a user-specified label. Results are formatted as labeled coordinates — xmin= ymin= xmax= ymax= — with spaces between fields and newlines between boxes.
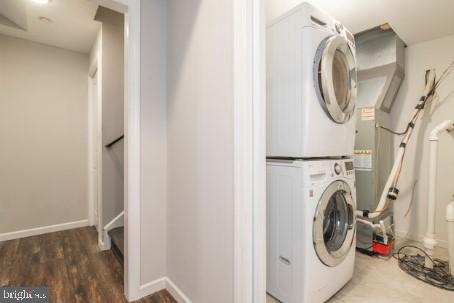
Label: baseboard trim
xmin=0 ymin=219 xmax=89 ymax=242
xmin=165 ymin=278 xmax=192 ymax=303
xmin=136 ymin=277 xmax=191 ymax=303
xmin=395 ymin=229 xmax=449 ymax=249
xmin=98 ymin=235 xmax=111 ymax=251
xmin=138 ymin=277 xmax=166 ymax=299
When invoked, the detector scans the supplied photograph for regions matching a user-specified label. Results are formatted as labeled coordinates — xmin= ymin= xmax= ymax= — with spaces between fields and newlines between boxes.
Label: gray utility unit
xmin=354 ymin=25 xmax=406 ymax=250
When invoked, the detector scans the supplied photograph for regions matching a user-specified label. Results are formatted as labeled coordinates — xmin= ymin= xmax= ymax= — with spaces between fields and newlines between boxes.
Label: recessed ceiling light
xmin=38 ymin=16 xmax=52 ymax=23
xmin=32 ymin=0 xmax=50 ymax=4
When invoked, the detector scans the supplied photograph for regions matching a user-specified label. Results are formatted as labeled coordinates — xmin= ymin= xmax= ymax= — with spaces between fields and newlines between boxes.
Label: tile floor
xmin=267 ymin=247 xmax=454 ymax=303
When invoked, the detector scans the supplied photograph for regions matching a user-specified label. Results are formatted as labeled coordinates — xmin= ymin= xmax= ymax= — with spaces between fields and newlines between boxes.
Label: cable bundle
xmin=394 ymin=245 xmax=454 ymax=291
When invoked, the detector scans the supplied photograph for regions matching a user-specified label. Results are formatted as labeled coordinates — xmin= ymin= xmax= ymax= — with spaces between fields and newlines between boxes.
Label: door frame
xmin=93 ymin=0 xmax=141 ymax=301
xmin=233 ymin=0 xmax=267 ymax=302
xmin=94 ymin=0 xmax=268 ymax=301
xmin=88 ymin=69 xmax=99 ymax=230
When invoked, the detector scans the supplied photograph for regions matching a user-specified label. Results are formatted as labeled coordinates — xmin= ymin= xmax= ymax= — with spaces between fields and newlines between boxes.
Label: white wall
xmin=0 ymin=34 xmax=89 ymax=234
xmin=139 ymin=0 xmax=168 ymax=285
xmin=391 ymin=34 xmax=454 ymax=246
xmin=166 ymin=0 xmax=234 ymax=302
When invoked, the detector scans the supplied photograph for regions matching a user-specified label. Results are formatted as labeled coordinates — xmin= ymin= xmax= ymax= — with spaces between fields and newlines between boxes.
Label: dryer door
xmin=313 ymin=180 xmax=355 ymax=267
xmin=314 ymin=35 xmax=357 ymax=124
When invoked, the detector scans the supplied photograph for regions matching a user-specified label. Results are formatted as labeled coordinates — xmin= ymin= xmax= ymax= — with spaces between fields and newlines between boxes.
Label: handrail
xmin=104 ymin=211 xmax=125 ymax=231
xmin=105 ymin=134 xmax=124 ymax=148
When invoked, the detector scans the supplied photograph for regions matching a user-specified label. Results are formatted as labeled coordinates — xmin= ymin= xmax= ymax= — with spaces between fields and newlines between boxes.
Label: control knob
xmin=334 ymin=163 xmax=342 ymax=175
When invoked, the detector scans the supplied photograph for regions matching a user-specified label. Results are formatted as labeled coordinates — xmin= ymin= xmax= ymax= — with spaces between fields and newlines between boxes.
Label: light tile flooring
xmin=267 ymin=248 xmax=454 ymax=303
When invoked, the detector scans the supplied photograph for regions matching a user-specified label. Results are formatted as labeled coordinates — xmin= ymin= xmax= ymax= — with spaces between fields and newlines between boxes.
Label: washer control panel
xmin=344 ymin=161 xmax=355 ymax=176
xmin=332 ymin=160 xmax=355 ymax=177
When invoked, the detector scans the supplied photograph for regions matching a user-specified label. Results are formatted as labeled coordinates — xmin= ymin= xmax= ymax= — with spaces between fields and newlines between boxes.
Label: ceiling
xmin=0 ymin=0 xmax=100 ymax=53
xmin=2 ymin=0 xmax=454 ymax=53
xmin=267 ymin=0 xmax=454 ymax=45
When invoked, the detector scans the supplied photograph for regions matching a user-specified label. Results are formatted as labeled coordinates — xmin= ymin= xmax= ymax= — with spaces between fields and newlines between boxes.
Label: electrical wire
xmin=394 ymin=245 xmax=454 ymax=291
xmin=376 ymin=124 xmax=408 ymax=136
xmin=383 ymin=61 xmax=454 ymax=201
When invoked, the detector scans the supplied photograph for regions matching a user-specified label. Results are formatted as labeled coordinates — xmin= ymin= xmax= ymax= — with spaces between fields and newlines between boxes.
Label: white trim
xmin=88 ymin=73 xmax=99 ymax=228
xmin=233 ymin=0 xmax=266 ymax=302
xmin=96 ymin=62 xmax=103 ymax=236
xmin=92 ymin=0 xmax=142 ymax=300
xmin=252 ymin=0 xmax=267 ymax=302
xmin=165 ymin=278 xmax=192 ymax=303
xmin=104 ymin=211 xmax=125 ymax=231
xmin=233 ymin=0 xmax=254 ymax=301
xmin=395 ymin=229 xmax=449 ymax=249
xmin=88 ymin=29 xmax=100 ymax=231
xmin=88 ymin=76 xmax=95 ymax=227
xmin=94 ymin=25 xmax=104 ymax=249
xmin=137 ymin=277 xmax=166 ymax=299
xmin=0 ymin=220 xmax=89 ymax=242
xmin=123 ymin=0 xmax=142 ymax=301
xmin=100 ymin=210 xmax=125 ymax=251
xmin=133 ymin=277 xmax=192 ymax=303
xmin=98 ymin=236 xmax=111 ymax=251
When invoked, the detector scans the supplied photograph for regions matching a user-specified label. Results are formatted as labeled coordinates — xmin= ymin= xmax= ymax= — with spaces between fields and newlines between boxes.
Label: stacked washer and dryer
xmin=266 ymin=3 xmax=358 ymax=303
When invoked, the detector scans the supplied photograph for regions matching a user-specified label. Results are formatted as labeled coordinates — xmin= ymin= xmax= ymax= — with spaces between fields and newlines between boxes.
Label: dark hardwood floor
xmin=0 ymin=227 xmax=176 ymax=303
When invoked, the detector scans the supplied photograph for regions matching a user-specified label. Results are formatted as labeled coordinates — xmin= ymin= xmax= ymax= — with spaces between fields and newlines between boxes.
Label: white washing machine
xmin=267 ymin=3 xmax=357 ymax=158
xmin=267 ymin=158 xmax=356 ymax=303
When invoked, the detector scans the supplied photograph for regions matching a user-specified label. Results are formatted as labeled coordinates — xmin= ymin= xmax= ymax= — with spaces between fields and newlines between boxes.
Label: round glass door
xmin=313 ymin=181 xmax=355 ymax=267
xmin=314 ymin=35 xmax=357 ymax=124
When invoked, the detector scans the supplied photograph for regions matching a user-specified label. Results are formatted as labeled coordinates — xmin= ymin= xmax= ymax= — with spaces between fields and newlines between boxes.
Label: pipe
xmin=424 ymin=120 xmax=454 ymax=269
xmin=429 ymin=120 xmax=454 ymax=141
xmin=374 ymin=142 xmax=406 ymax=213
xmin=446 ymin=199 xmax=454 ymax=276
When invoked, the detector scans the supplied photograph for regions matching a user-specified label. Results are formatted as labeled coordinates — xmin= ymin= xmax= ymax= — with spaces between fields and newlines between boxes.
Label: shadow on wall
xmin=167 ymin=0 xmax=201 ymax=108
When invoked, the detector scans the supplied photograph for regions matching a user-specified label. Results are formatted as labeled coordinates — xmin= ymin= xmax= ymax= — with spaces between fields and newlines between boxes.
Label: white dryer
xmin=267 ymin=159 xmax=356 ymax=303
xmin=267 ymin=3 xmax=357 ymax=158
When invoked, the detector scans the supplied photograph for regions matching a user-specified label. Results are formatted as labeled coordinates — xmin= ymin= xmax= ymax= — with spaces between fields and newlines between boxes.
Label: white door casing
xmin=88 ymin=71 xmax=99 ymax=229
xmin=92 ymin=0 xmax=140 ymax=301
xmin=233 ymin=0 xmax=267 ymax=302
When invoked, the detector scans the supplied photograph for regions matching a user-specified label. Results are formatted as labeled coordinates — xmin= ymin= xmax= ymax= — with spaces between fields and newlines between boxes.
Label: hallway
xmin=0 ymin=227 xmax=175 ymax=303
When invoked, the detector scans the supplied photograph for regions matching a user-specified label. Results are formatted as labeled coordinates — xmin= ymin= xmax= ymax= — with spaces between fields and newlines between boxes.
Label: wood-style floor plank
xmin=0 ymin=227 xmax=176 ymax=303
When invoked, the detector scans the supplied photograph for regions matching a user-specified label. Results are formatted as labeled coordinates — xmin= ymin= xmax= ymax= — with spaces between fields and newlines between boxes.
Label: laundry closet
xmin=265 ymin=1 xmax=454 ymax=303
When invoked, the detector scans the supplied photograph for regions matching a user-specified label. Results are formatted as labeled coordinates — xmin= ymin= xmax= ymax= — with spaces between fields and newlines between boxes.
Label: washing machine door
xmin=313 ymin=180 xmax=355 ymax=267
xmin=314 ymin=35 xmax=357 ymax=124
